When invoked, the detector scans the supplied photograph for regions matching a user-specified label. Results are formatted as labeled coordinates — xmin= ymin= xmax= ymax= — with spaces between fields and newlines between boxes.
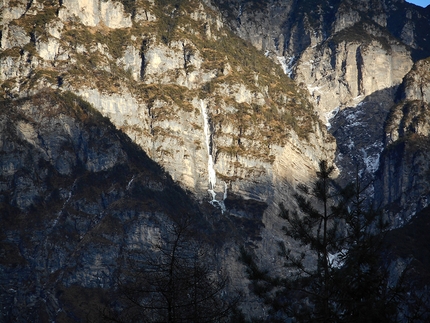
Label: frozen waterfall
xmin=200 ymin=99 xmax=227 ymax=212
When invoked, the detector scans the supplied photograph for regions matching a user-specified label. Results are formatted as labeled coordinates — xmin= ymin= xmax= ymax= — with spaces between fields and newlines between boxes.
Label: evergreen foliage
xmin=240 ymin=161 xmax=428 ymax=323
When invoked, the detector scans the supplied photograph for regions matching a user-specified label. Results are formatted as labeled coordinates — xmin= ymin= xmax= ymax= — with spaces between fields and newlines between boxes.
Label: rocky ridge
xmin=216 ymin=0 xmax=430 ymax=117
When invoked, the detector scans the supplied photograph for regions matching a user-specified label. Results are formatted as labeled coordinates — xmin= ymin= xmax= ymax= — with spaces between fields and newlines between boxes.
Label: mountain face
xmin=214 ymin=0 xmax=430 ymax=202
xmin=1 ymin=0 xmax=335 ymax=211
xmin=0 ymin=90 xmax=262 ymax=321
xmin=0 ymin=90 xmax=193 ymax=320
xmin=1 ymin=0 xmax=430 ymax=321
xmin=215 ymin=0 xmax=430 ymax=112
xmin=375 ymin=58 xmax=430 ymax=226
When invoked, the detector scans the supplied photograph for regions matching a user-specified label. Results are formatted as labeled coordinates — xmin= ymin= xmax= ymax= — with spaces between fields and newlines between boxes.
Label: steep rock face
xmin=0 ymin=2 xmax=336 ymax=320
xmin=0 ymin=0 xmax=335 ymax=207
xmin=0 ymin=90 xmax=250 ymax=321
xmin=296 ymin=6 xmax=411 ymax=118
xmin=58 ymin=0 xmax=133 ymax=28
xmin=375 ymin=58 xmax=430 ymax=225
xmin=215 ymin=0 xmax=426 ymax=119
xmin=2 ymin=0 xmax=430 ymax=319
xmin=0 ymin=91 xmax=182 ymax=320
xmin=214 ymin=0 xmax=429 ymax=197
xmin=402 ymin=58 xmax=430 ymax=103
xmin=329 ymin=87 xmax=395 ymax=187
xmin=296 ymin=39 xmax=412 ymax=119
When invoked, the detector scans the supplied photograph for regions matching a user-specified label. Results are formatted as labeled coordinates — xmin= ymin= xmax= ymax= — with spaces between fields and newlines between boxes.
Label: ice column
xmin=200 ymin=99 xmax=227 ymax=212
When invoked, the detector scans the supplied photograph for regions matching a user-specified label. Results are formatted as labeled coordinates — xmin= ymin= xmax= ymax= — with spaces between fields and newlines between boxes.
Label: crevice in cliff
xmin=182 ymin=42 xmax=193 ymax=75
xmin=420 ymin=84 xmax=425 ymax=101
xmin=356 ymin=46 xmax=364 ymax=95
xmin=57 ymin=76 xmax=63 ymax=88
xmin=24 ymin=0 xmax=34 ymax=14
xmin=140 ymin=39 xmax=149 ymax=81
xmin=238 ymin=125 xmax=243 ymax=149
xmin=30 ymin=30 xmax=36 ymax=46
xmin=147 ymin=101 xmax=154 ymax=135
xmin=328 ymin=42 xmax=337 ymax=70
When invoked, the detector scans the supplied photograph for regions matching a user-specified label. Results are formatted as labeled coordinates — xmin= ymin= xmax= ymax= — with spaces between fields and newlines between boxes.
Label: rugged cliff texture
xmin=216 ymin=0 xmax=430 ymax=116
xmin=0 ymin=0 xmax=334 ymax=205
xmin=375 ymin=58 xmax=430 ymax=226
xmin=2 ymin=0 xmax=430 ymax=321
xmin=0 ymin=90 xmax=258 ymax=321
xmin=0 ymin=1 xmax=338 ymax=291
xmin=0 ymin=90 xmax=186 ymax=320
xmin=0 ymin=1 xmax=335 ymax=320
xmin=215 ymin=0 xmax=430 ymax=192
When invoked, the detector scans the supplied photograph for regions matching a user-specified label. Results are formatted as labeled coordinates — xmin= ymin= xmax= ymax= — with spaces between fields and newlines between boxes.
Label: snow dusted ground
xmin=277 ymin=56 xmax=296 ymax=78
xmin=329 ymin=98 xmax=392 ymax=198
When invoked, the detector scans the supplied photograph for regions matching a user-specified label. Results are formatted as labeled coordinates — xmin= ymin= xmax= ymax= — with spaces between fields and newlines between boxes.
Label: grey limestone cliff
xmin=214 ymin=0 xmax=430 ymax=201
xmin=2 ymin=0 xmax=430 ymax=321
xmin=375 ymin=58 xmax=430 ymax=226
xmin=0 ymin=90 xmax=250 ymax=321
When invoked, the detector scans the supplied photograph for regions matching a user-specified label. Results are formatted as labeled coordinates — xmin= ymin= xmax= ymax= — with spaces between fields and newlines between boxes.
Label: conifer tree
xmin=333 ymin=169 xmax=393 ymax=323
xmin=277 ymin=160 xmax=343 ymax=323
xmin=240 ymin=160 xmax=415 ymax=323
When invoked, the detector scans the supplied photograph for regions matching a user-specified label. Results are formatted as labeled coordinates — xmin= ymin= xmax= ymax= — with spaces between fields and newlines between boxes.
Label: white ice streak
xmin=277 ymin=56 xmax=295 ymax=78
xmin=126 ymin=175 xmax=135 ymax=190
xmin=200 ymin=100 xmax=226 ymax=212
xmin=200 ymin=100 xmax=217 ymax=190
xmin=352 ymin=95 xmax=365 ymax=105
xmin=237 ymin=4 xmax=243 ymax=19
xmin=325 ymin=106 xmax=339 ymax=129
xmin=345 ymin=107 xmax=364 ymax=127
